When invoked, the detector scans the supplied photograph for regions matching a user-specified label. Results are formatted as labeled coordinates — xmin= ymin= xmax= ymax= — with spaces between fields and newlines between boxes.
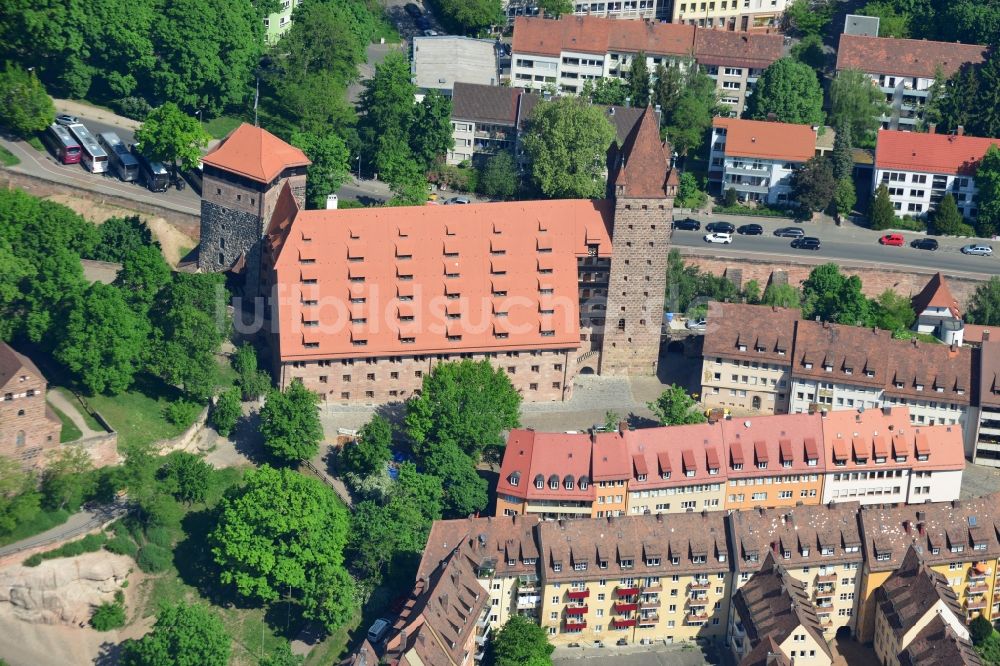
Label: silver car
xmin=961 ymin=244 xmax=994 ymax=256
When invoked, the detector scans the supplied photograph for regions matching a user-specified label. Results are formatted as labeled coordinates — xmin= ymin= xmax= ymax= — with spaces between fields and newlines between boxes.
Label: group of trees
xmin=855 ymin=0 xmax=1000 ymax=46
xmin=0 ymin=65 xmax=55 ymax=138
xmin=745 ymin=58 xmax=824 ymax=126
xmin=0 ymin=191 xmax=229 ymax=401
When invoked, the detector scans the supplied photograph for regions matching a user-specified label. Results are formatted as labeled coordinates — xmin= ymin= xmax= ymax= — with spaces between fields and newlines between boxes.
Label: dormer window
xmin=708 ymin=467 xmax=718 ymax=475
xmin=574 ymin=561 xmax=587 ymax=571
xmin=917 ymin=453 xmax=928 ymax=462
xmin=564 ymin=477 xmax=575 ymax=490
xmin=844 ymin=367 xmax=853 ymax=375
xmin=661 ymin=471 xmax=671 ymax=479
xmin=801 ymin=547 xmax=810 ymax=557
xmin=950 ymin=544 xmax=964 ymax=553
xmin=807 ymin=458 xmax=817 ymax=466
xmin=598 ymin=559 xmax=608 ymax=569
xmin=782 ymin=460 xmax=792 ymax=468
xmin=782 ymin=550 xmax=791 ymax=559
xmin=746 ymin=552 xmax=759 ymax=563
xmin=620 ymin=558 xmax=634 ymax=569
xmin=535 ymin=474 xmax=544 ymax=490
xmin=821 ymin=547 xmax=834 ymax=556
xmin=738 ymin=344 xmax=747 ymax=352
xmin=509 ymin=472 xmax=520 ymax=487
xmin=823 ymin=365 xmax=832 ymax=372
xmin=685 ymin=469 xmax=695 ymax=478
xmin=646 ymin=558 xmax=660 ymax=567
xmin=805 ymin=362 xmax=813 ymax=369
xmin=549 ymin=477 xmax=559 ymax=490
xmin=916 ymin=384 xmax=924 ymax=391
xmin=692 ymin=555 xmax=706 ymax=564
xmin=671 ymin=556 xmax=680 ymax=565
xmin=895 ymin=382 xmax=904 ymax=389
xmin=755 ymin=345 xmax=765 ymax=353
xmin=580 ymin=478 xmax=589 ymax=490
xmin=523 ymin=557 xmax=536 ymax=565
xmin=637 ymin=474 xmax=647 ymax=481
xmin=757 ymin=462 xmax=767 ymax=470
xmin=732 ymin=463 xmax=743 ymax=471
xmin=554 ymin=562 xmax=562 ymax=572
xmin=865 ymin=370 xmax=875 ymax=378
xmin=930 ymin=547 xmax=940 ymax=555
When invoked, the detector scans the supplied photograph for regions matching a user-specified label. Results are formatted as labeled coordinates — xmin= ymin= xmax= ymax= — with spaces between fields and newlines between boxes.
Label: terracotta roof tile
xmin=836 ymin=34 xmax=987 ymax=80
xmin=703 ymin=302 xmax=797 ymax=364
xmin=980 ymin=341 xmax=1000 ymax=408
xmin=875 ymin=546 xmax=964 ymax=640
xmin=693 ymin=28 xmax=783 ymax=70
xmin=875 ymin=128 xmax=1000 ymax=176
xmin=202 ymin=123 xmax=310 ymax=183
xmin=451 ymin=82 xmax=522 ymax=125
xmin=713 ymin=118 xmax=817 ymax=163
xmin=899 ymin=614 xmax=984 ymax=666
xmin=610 ymin=106 xmax=673 ymax=198
xmin=512 ymin=15 xmax=695 ymax=58
xmin=911 ymin=272 xmax=962 ymax=319
xmin=722 ymin=414 xmax=825 ymax=478
xmin=417 ymin=515 xmax=542 ymax=581
xmin=0 ymin=342 xmax=45 ymax=389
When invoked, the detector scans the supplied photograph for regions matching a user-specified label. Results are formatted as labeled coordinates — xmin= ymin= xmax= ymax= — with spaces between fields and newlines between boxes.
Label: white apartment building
xmin=709 ymin=118 xmax=816 ymax=204
xmin=836 ymin=35 xmax=986 ymax=130
xmin=974 ymin=341 xmax=1000 ymax=468
xmin=873 ymin=129 xmax=1000 ymax=220
xmin=673 ymin=0 xmax=789 ymax=32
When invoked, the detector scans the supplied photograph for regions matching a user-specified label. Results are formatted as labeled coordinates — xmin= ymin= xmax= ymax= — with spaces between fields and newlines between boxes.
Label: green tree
xmin=792 ymin=156 xmax=837 ymax=213
xmin=858 ymin=1 xmax=912 ymax=37
xmin=210 ymin=387 xmax=242 ymax=438
xmin=260 ymin=379 xmax=323 ymax=464
xmin=478 ymin=151 xmax=518 ymax=200
xmin=801 ymin=263 xmax=873 ymax=326
xmin=522 ymin=97 xmax=617 ymax=198
xmin=91 ymin=216 xmax=159 ymax=263
xmin=410 ymin=90 xmax=454 ymax=170
xmin=931 ymin=193 xmax=964 ymax=235
xmin=291 ymin=131 xmax=350 ymax=209
xmin=115 ymin=244 xmax=172 ymax=313
xmin=233 ymin=343 xmax=270 ymax=400
xmin=834 ymin=177 xmax=857 ymax=217
xmin=790 ymin=34 xmax=826 ymax=71
xmin=784 ymin=0 xmax=834 ymax=38
xmin=40 ymin=447 xmax=94 ymax=512
xmin=974 ymin=145 xmax=1000 ymax=239
xmin=743 ymin=279 xmax=762 ymax=305
xmin=422 ymin=441 xmax=488 ymax=518
xmin=260 ymin=642 xmax=304 ymax=666
xmin=149 ymin=273 xmax=230 ymax=400
xmin=341 ymin=414 xmax=393 ymax=478
xmin=604 ymin=410 xmax=622 ymax=432
xmin=872 ymin=289 xmax=916 ymax=332
xmin=923 ymin=66 xmax=948 ymax=128
xmin=492 ymin=615 xmax=555 ymax=666
xmin=0 ymin=65 xmax=55 ymax=138
xmin=159 ymin=451 xmax=212 ymax=504
xmin=134 ymin=103 xmax=210 ymax=174
xmin=745 ymin=58 xmax=824 ymax=126
xmin=57 ymin=283 xmax=146 ymax=395
xmin=0 ymin=458 xmax=39 ymax=535
xmin=761 ymin=283 xmax=801 ymax=309
xmin=120 ymin=603 xmax=231 ymax=666
xmin=628 ymin=52 xmax=650 ymax=108
xmin=582 ymin=77 xmax=630 ymax=106
xmin=211 ymin=466 xmax=355 ymax=631
xmin=831 ymin=121 xmax=854 ymax=181
xmin=647 ymin=384 xmax=706 ymax=426
xmin=537 ymin=0 xmax=573 ymax=16
xmin=869 ymin=184 xmax=896 ymax=231
xmin=90 ymin=600 xmax=126 ymax=631
xmin=434 ymin=0 xmax=503 ymax=34
xmin=723 ymin=187 xmax=739 ymax=207
xmin=405 ymin=359 xmax=522 ymax=460
xmin=968 ymin=277 xmax=1000 ymax=326
xmin=829 ymin=69 xmax=887 ymax=146
xmin=677 ymin=171 xmax=706 ymax=209
xmin=663 ymin=66 xmax=718 ymax=156
xmin=971 ymin=615 xmax=994 ymax=645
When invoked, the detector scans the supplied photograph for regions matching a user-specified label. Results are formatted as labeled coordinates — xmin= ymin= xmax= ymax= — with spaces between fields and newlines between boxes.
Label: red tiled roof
xmin=612 ymin=106 xmax=673 ymax=198
xmin=202 ymin=123 xmax=310 ymax=183
xmin=592 ymin=431 xmax=630 ymax=481
xmin=836 ymin=34 xmax=987 ymax=80
xmin=269 ymin=196 xmax=614 ymax=362
xmin=498 ymin=429 xmax=595 ymax=501
xmin=0 ymin=341 xmax=45 ymax=389
xmin=911 ymin=272 xmax=962 ymax=319
xmin=512 ymin=15 xmax=695 ymax=58
xmin=721 ymin=414 xmax=826 ymax=477
xmin=625 ymin=422 xmax=726 ymax=490
xmin=693 ymin=27 xmax=783 ymax=70
xmin=713 ymin=118 xmax=817 ymax=163
xmin=875 ymin=129 xmax=1000 ymax=176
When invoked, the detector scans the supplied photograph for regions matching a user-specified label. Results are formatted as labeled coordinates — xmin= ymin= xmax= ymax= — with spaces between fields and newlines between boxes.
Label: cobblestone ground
xmin=961 ymin=462 xmax=1000 ymax=499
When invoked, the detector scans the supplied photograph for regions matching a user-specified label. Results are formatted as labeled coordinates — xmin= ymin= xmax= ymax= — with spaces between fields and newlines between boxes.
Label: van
xmin=132 ymin=147 xmax=170 ymax=192
xmin=367 ymin=618 xmax=391 ymax=644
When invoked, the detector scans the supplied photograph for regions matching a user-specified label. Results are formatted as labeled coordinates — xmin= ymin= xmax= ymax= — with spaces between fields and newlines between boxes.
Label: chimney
xmin=656 ymin=513 xmax=664 ymax=523
xmin=957 ymin=125 xmax=965 ymax=136
xmin=325 ymin=193 xmax=339 ymax=210
xmin=985 ymin=330 xmax=992 ymax=342
xmin=903 ymin=520 xmax=910 ymax=533
xmin=928 ymin=123 xmax=936 ymax=134
xmin=619 ymin=420 xmax=629 ymax=435
xmin=917 ymin=521 xmax=925 ymax=535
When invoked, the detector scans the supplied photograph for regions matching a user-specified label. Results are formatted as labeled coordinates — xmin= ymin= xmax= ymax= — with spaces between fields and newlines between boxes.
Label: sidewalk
xmin=0 ymin=503 xmax=127 ymax=560
xmin=46 ymin=389 xmax=101 ymax=439
xmin=53 ymin=98 xmax=140 ymax=131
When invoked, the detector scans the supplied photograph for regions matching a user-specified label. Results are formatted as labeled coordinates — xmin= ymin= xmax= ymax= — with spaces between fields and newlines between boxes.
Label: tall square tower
xmin=600 ymin=107 xmax=677 ymax=376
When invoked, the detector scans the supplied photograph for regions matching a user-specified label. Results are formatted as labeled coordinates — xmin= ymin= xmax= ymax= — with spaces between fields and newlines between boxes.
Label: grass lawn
xmin=202 ymin=116 xmax=243 ymax=140
xmin=50 ymin=387 xmax=102 ymax=431
xmin=85 ymin=375 xmax=191 ymax=451
xmin=0 ymin=508 xmax=71 ymax=548
xmin=0 ymin=145 xmax=20 ymax=166
xmin=26 ymin=136 xmax=44 ymax=151
xmin=373 ymin=13 xmax=402 ymax=44
xmin=48 ymin=401 xmax=83 ymax=443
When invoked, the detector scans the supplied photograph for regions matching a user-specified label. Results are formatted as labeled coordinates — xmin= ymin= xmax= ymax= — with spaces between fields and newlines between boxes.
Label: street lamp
xmin=196 ymin=109 xmax=202 ymax=123
xmin=356 ymin=155 xmax=361 ymax=180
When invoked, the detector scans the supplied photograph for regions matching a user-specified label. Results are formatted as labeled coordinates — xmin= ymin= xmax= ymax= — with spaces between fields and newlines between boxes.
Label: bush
xmin=90 ymin=601 xmax=126 ymax=631
xmin=164 ymin=400 xmax=201 ymax=427
xmin=882 ymin=216 xmax=927 ymax=232
xmin=23 ymin=532 xmax=108 ymax=566
xmin=105 ymin=534 xmax=139 ymax=558
xmin=145 ymin=525 xmax=174 ymax=549
xmin=136 ymin=543 xmax=173 ymax=573
xmin=713 ymin=204 xmax=792 ymax=217
xmin=113 ymin=96 xmax=153 ymax=121
xmin=428 ymin=163 xmax=478 ymax=193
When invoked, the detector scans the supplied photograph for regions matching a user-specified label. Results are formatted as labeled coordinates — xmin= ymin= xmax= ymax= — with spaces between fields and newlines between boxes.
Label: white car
xmin=685 ymin=318 xmax=707 ymax=330
xmin=703 ymin=232 xmax=733 ymax=244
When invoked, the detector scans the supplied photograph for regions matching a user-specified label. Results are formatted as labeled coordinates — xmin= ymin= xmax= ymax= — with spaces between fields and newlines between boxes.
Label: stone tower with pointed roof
xmin=600 ymin=106 xmax=678 ymax=375
xmin=197 ymin=123 xmax=311 ymax=292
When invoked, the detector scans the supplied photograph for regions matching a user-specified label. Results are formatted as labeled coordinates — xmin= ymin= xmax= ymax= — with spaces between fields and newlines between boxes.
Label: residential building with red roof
xmin=709 ymin=118 xmax=819 ymax=204
xmin=911 ymin=272 xmax=966 ymax=345
xmin=836 ymin=34 xmax=987 ymax=131
xmin=510 ymin=16 xmax=782 ymax=114
xmin=873 ymin=128 xmax=1000 ymax=221
xmin=820 ymin=407 xmax=964 ymax=506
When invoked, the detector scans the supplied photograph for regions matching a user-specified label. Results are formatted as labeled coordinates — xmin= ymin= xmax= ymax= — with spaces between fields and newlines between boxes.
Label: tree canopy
xmin=647 ymin=384 xmax=706 ymax=426
xmin=422 ymin=441 xmax=489 ymax=518
xmin=968 ymin=277 xmax=1000 ymax=326
xmin=829 ymin=69 xmax=887 ymax=147
xmin=792 ymin=156 xmax=837 ymax=213
xmin=784 ymin=0 xmax=835 ymax=38
xmin=134 ymin=103 xmax=210 ymax=172
xmin=492 ymin=615 xmax=555 ymax=666
xmin=801 ymin=264 xmax=873 ymax=326
xmin=628 ymin=52 xmax=651 ymax=108
xmin=291 ymin=131 xmax=351 ymax=209
xmin=211 ymin=466 xmax=356 ymax=632
xmin=869 ymin=184 xmax=896 ymax=231
xmin=341 ymin=414 xmax=393 ymax=479
xmin=434 ymin=0 xmax=503 ymax=34
xmin=0 ymin=65 xmax=55 ymax=138
xmin=120 ymin=603 xmax=231 ymax=666
xmin=745 ymin=58 xmax=824 ymax=126
xmin=478 ymin=152 xmax=518 ymax=200
xmin=659 ymin=65 xmax=719 ymax=157
xmin=973 ymin=145 xmax=1000 ymax=239
xmin=522 ymin=97 xmax=617 ymax=199
xmin=260 ymin=379 xmax=323 ymax=464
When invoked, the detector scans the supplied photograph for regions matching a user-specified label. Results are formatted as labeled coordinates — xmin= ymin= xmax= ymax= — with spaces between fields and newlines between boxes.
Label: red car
xmin=879 ymin=233 xmax=904 ymax=246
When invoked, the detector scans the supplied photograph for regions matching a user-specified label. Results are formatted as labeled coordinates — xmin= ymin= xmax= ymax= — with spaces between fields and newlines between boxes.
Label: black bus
xmin=131 ymin=146 xmax=170 ymax=192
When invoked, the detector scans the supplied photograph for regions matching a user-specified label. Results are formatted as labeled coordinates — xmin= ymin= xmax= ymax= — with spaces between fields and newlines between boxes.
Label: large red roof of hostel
xmin=202 ymin=123 xmax=311 ymax=183
xmin=624 ymin=422 xmax=726 ymax=490
xmin=820 ymin=407 xmax=964 ymax=472
xmin=836 ymin=34 xmax=986 ymax=80
xmin=713 ymin=118 xmax=817 ymax=163
xmin=271 ymin=197 xmax=614 ymax=362
xmin=720 ymin=413 xmax=825 ymax=478
xmin=875 ymin=129 xmax=1000 ymax=176
xmin=512 ymin=15 xmax=695 ymax=57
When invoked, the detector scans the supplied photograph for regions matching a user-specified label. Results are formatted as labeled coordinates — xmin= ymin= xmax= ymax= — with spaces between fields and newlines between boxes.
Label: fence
xmin=300 ymin=460 xmax=354 ymax=509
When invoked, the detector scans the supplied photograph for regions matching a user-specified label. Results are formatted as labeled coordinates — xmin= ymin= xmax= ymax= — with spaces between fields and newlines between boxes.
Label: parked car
xmin=791 ymin=236 xmax=821 ymax=250
xmin=703 ymin=232 xmax=733 ymax=244
xmin=55 ymin=114 xmax=79 ymax=126
xmin=685 ymin=318 xmax=707 ymax=330
xmin=774 ymin=226 xmax=805 ymax=238
xmin=962 ymin=243 xmax=994 ymax=256
xmin=879 ymin=233 xmax=905 ymax=246
xmin=672 ymin=218 xmax=701 ymax=231
xmin=404 ymin=3 xmax=422 ymax=18
xmin=445 ymin=196 xmax=470 ymax=204
xmin=737 ymin=223 xmax=763 ymax=235
xmin=706 ymin=221 xmax=735 ymax=234
xmin=910 ymin=238 xmax=939 ymax=251
xmin=367 ymin=618 xmax=391 ymax=644
xmin=423 ymin=29 xmax=439 ymax=36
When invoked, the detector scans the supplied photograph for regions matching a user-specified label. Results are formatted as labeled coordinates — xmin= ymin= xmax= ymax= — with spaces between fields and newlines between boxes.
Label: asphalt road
xmin=671 ymin=214 xmax=1000 ymax=277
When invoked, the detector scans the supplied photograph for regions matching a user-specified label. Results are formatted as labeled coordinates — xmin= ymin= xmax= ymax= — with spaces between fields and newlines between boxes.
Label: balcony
xmin=476 ymin=649 xmax=486 ymax=662
xmin=816 ymin=574 xmax=837 ymax=584
xmin=640 ymin=601 xmax=661 ymax=611
xmin=564 ymin=620 xmax=587 ymax=631
xmin=637 ymin=615 xmax=659 ymax=627
xmin=967 ymin=598 xmax=988 ymax=611
xmin=687 ymin=613 xmax=709 ymax=625
xmin=726 ymin=182 xmax=771 ymax=195
xmin=968 ymin=583 xmax=989 ymax=596
xmin=476 ymin=617 xmax=489 ymax=629
xmin=727 ymin=165 xmax=770 ymax=177
xmin=970 ymin=564 xmax=991 ymax=581
xmin=816 ymin=601 xmax=834 ymax=610
xmin=565 ymin=605 xmax=588 ymax=616
xmin=614 ymin=602 xmax=639 ymax=614
xmin=476 ymin=632 xmax=488 ymax=646
xmin=617 ymin=586 xmax=640 ymax=596
xmin=612 ymin=618 xmax=637 ymax=629
xmin=642 ymin=584 xmax=663 ymax=593
xmin=690 ymin=580 xmax=711 ymax=590
xmin=567 ymin=589 xmax=590 ymax=600
xmin=517 ymin=595 xmax=541 ymax=610
xmin=815 ymin=588 xmax=834 ymax=599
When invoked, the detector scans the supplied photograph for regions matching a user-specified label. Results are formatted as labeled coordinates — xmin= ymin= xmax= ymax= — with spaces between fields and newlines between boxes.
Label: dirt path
xmin=46 ymin=390 xmax=101 ymax=439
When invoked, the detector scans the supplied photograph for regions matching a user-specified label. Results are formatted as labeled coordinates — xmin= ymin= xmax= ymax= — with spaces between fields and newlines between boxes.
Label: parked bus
xmin=43 ymin=123 xmax=82 ymax=165
xmin=97 ymin=131 xmax=139 ymax=182
xmin=132 ymin=146 xmax=170 ymax=192
xmin=66 ymin=123 xmax=108 ymax=173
